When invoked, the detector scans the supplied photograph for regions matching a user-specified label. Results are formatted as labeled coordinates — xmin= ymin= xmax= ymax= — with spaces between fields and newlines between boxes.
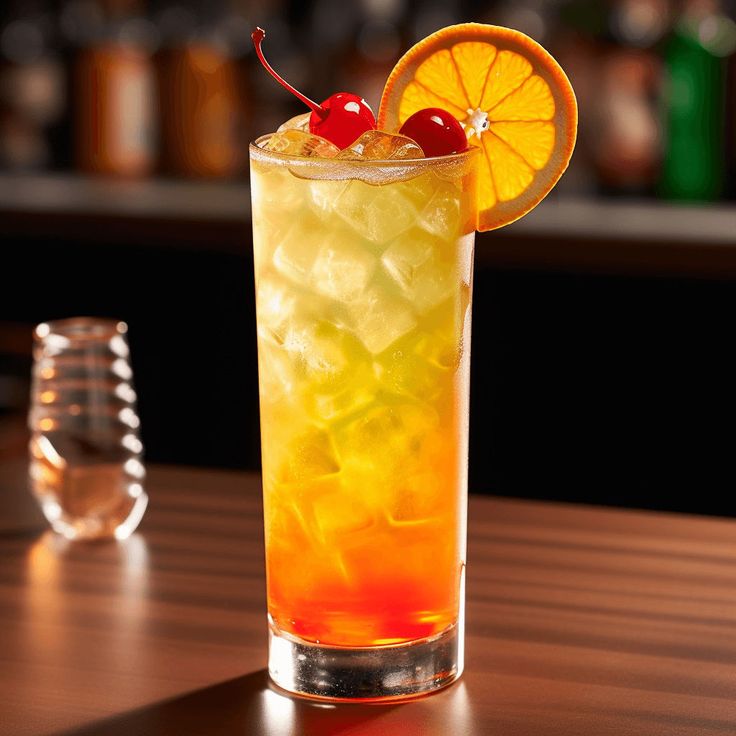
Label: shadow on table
xmin=54 ymin=669 xmax=401 ymax=736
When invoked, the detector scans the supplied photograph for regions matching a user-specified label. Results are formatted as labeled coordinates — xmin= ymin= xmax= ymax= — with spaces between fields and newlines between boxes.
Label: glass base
xmin=268 ymin=619 xmax=463 ymax=702
xmin=39 ymin=491 xmax=149 ymax=541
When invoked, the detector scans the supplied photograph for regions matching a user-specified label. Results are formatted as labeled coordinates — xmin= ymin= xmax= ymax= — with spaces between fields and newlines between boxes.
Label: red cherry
xmin=309 ymin=92 xmax=375 ymax=150
xmin=252 ymin=28 xmax=375 ymax=149
xmin=399 ymin=108 xmax=468 ymax=157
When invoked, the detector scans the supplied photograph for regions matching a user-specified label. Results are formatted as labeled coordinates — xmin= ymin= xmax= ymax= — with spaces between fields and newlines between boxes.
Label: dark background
xmin=2 ymin=0 xmax=736 ymax=516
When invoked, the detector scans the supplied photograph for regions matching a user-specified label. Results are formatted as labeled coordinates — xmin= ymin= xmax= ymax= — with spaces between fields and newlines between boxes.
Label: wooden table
xmin=1 ymin=465 xmax=735 ymax=735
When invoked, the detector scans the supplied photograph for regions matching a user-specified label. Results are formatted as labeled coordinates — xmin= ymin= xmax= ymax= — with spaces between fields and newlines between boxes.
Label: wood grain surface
xmin=1 ymin=464 xmax=735 ymax=735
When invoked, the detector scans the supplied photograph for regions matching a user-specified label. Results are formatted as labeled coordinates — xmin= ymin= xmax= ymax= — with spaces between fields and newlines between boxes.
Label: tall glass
xmin=250 ymin=138 xmax=479 ymax=701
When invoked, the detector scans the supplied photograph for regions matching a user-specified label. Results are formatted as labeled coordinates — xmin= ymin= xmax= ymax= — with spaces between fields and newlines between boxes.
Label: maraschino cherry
xmin=252 ymin=27 xmax=376 ymax=149
xmin=399 ymin=108 xmax=468 ymax=157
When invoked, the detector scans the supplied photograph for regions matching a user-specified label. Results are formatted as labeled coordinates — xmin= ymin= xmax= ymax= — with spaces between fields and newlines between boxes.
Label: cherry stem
xmin=251 ymin=27 xmax=326 ymax=118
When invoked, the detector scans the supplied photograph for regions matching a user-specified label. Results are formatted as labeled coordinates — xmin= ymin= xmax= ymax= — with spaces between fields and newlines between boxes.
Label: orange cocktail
xmin=251 ymin=146 xmax=478 ymax=651
xmin=249 ymin=19 xmax=576 ymax=701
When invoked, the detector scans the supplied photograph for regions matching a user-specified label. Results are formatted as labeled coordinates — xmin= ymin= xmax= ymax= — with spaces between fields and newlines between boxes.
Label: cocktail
xmin=249 ymin=23 xmax=577 ymax=700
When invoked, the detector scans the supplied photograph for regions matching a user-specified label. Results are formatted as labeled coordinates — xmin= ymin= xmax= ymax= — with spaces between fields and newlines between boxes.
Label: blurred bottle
xmin=74 ymin=0 xmax=158 ymax=177
xmin=53 ymin=0 xmax=105 ymax=170
xmin=0 ymin=1 xmax=66 ymax=171
xmin=727 ymin=35 xmax=736 ymax=198
xmin=594 ymin=0 xmax=669 ymax=196
xmin=660 ymin=0 xmax=736 ymax=200
xmin=219 ymin=0 xmax=253 ymax=149
xmin=551 ymin=0 xmax=608 ymax=195
xmin=155 ymin=0 xmax=241 ymax=178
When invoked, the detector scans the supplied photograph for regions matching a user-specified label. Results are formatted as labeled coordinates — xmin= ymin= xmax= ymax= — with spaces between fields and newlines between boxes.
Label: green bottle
xmin=660 ymin=0 xmax=736 ymax=201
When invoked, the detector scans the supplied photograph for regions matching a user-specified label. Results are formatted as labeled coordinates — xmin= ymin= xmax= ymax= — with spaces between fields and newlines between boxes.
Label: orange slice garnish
xmin=378 ymin=23 xmax=577 ymax=231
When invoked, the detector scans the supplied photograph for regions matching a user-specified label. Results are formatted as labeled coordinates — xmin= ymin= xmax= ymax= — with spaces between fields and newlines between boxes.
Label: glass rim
xmin=34 ymin=317 xmax=128 ymax=341
xmin=249 ymin=134 xmax=480 ymax=170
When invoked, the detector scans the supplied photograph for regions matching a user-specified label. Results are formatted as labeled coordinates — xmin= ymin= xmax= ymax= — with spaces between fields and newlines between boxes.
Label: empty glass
xmin=28 ymin=318 xmax=147 ymax=541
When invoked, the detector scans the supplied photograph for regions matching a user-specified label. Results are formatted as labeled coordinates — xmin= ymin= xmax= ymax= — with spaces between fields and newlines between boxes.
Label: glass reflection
xmin=253 ymin=679 xmax=475 ymax=735
xmin=24 ymin=532 xmax=150 ymax=664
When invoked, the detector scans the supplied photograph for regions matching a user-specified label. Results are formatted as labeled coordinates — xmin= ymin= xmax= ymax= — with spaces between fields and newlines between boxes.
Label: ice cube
xmin=311 ymin=237 xmax=376 ymax=302
xmin=374 ymin=330 xmax=450 ymax=401
xmin=310 ymin=366 xmax=376 ymax=423
xmin=265 ymin=488 xmax=313 ymax=550
xmin=273 ymin=241 xmax=316 ymax=283
xmin=251 ymin=167 xmax=304 ymax=254
xmin=309 ymin=178 xmax=349 ymax=215
xmin=336 ymin=131 xmax=424 ymax=160
xmin=389 ymin=432 xmax=455 ymax=524
xmin=278 ymin=320 xmax=376 ymax=421
xmin=259 ymin=306 xmax=377 ymax=425
xmin=272 ymin=217 xmax=324 ymax=283
xmin=257 ymin=337 xmax=297 ymax=405
xmin=276 ymin=428 xmax=340 ymax=484
xmin=412 ymin=284 xmax=471 ymax=373
xmin=390 ymin=471 xmax=444 ymax=524
xmin=263 ymin=130 xmax=340 ymax=158
xmin=282 ymin=320 xmax=350 ymax=387
xmin=345 ymin=284 xmax=417 ymax=354
xmin=277 ymin=112 xmax=311 ymax=133
xmin=334 ymin=401 xmax=440 ymax=487
xmin=336 ymin=181 xmax=420 ymax=246
xmin=419 ymin=180 xmax=463 ymax=237
xmin=381 ymin=233 xmax=432 ymax=286
xmin=312 ymin=490 xmax=375 ymax=539
xmin=269 ymin=473 xmax=373 ymax=582
xmin=380 ymin=229 xmax=457 ymax=313
xmin=255 ymin=275 xmax=300 ymax=345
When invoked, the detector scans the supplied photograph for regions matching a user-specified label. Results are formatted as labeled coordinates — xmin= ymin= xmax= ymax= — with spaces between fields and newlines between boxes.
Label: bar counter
xmin=1 ymin=465 xmax=735 ymax=735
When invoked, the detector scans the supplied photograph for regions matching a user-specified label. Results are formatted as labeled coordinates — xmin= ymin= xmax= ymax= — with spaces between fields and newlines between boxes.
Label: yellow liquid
xmin=251 ymin=148 xmax=477 ymax=647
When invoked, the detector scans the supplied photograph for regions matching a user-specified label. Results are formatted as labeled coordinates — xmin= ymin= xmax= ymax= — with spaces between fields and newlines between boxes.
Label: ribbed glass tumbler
xmin=28 ymin=317 xmax=148 ymax=541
